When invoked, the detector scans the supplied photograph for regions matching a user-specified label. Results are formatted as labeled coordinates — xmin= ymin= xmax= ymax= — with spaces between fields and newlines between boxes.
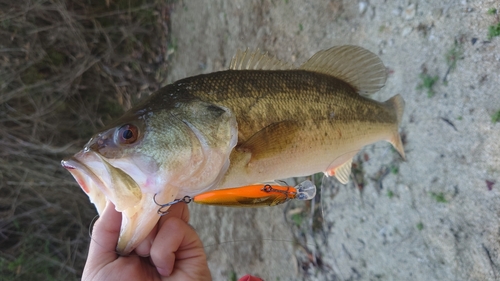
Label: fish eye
xmin=116 ymin=124 xmax=139 ymax=145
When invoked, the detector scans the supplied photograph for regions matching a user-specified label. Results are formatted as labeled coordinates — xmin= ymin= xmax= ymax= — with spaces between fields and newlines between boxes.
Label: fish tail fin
xmin=385 ymin=94 xmax=405 ymax=160
xmin=387 ymin=94 xmax=405 ymax=125
xmin=389 ymin=131 xmax=405 ymax=160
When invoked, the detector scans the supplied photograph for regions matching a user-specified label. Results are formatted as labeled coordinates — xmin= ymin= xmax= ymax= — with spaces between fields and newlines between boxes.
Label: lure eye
xmin=116 ymin=124 xmax=139 ymax=145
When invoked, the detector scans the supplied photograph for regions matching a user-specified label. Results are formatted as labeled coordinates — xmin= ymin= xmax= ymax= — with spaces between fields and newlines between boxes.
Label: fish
xmin=61 ymin=45 xmax=405 ymax=255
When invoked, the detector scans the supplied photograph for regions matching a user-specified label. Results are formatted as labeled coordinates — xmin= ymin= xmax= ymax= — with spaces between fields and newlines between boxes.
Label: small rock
xmin=403 ymin=4 xmax=416 ymax=20
xmin=392 ymin=7 xmax=402 ymax=16
xmin=486 ymin=180 xmax=495 ymax=191
xmin=402 ymin=26 xmax=413 ymax=37
xmin=431 ymin=8 xmax=443 ymax=19
xmin=359 ymin=1 xmax=368 ymax=15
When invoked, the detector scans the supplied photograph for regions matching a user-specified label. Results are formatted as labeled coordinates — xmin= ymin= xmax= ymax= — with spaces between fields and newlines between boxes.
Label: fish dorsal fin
xmin=230 ymin=49 xmax=294 ymax=71
xmin=299 ymin=45 xmax=387 ymax=95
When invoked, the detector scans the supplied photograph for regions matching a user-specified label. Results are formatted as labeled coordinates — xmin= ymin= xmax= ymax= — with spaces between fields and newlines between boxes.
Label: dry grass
xmin=0 ymin=0 xmax=172 ymax=279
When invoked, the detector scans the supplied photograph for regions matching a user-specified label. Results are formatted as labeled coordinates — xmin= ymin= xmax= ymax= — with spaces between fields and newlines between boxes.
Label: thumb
xmin=151 ymin=216 xmax=209 ymax=279
xmin=84 ymin=202 xmax=121 ymax=271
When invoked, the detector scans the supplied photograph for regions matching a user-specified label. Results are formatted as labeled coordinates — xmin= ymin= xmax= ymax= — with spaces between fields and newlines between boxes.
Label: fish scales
xmin=164 ymin=70 xmax=396 ymax=141
xmin=153 ymin=70 xmax=398 ymax=187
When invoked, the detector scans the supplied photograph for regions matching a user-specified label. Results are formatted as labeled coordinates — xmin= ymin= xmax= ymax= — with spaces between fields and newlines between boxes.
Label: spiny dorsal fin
xmin=230 ymin=49 xmax=294 ymax=71
xmin=299 ymin=45 xmax=387 ymax=95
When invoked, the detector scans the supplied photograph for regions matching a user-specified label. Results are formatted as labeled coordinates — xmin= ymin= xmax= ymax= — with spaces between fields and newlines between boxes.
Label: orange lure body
xmin=192 ymin=181 xmax=316 ymax=207
xmin=192 ymin=184 xmax=296 ymax=207
xmin=154 ymin=181 xmax=316 ymax=214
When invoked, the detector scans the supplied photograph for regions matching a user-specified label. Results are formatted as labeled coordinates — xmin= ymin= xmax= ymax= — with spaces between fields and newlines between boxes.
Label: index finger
xmin=83 ymin=202 xmax=121 ymax=274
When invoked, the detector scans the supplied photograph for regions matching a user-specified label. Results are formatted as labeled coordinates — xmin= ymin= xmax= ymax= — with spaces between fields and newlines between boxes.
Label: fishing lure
xmin=154 ymin=180 xmax=316 ymax=215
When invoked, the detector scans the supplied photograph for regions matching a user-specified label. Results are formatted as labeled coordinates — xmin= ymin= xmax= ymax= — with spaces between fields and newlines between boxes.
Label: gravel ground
xmin=168 ymin=1 xmax=500 ymax=280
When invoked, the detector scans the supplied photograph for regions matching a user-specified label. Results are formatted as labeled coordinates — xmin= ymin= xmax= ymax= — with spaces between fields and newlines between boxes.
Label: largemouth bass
xmin=62 ymin=45 xmax=405 ymax=255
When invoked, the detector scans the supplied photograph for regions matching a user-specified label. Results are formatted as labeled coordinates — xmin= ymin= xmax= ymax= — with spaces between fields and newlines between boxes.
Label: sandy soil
xmin=168 ymin=1 xmax=500 ymax=280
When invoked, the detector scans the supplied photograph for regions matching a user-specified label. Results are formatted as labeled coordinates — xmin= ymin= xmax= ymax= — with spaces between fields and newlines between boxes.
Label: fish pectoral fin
xmin=325 ymin=158 xmax=353 ymax=184
xmin=238 ymin=120 xmax=300 ymax=161
xmin=299 ymin=45 xmax=387 ymax=95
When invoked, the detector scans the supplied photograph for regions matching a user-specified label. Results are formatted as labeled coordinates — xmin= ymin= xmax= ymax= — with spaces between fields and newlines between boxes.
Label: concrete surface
xmin=168 ymin=1 xmax=500 ymax=280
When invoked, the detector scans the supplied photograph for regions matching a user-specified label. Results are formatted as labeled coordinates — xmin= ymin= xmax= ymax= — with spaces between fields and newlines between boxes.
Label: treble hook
xmin=261 ymin=184 xmax=294 ymax=201
xmin=153 ymin=194 xmax=192 ymax=216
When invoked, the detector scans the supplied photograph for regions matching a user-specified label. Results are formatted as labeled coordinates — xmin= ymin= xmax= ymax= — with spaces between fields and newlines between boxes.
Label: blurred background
xmin=0 ymin=1 xmax=172 ymax=279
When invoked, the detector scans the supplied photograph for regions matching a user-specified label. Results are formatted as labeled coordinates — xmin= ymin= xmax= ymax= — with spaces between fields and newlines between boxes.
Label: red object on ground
xmin=238 ymin=274 xmax=264 ymax=281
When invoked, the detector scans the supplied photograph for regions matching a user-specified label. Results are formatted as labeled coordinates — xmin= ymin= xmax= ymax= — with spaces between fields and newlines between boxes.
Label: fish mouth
xmin=62 ymin=157 xmax=104 ymax=194
xmin=62 ymin=154 xmax=108 ymax=214
xmin=62 ymin=151 xmax=178 ymax=255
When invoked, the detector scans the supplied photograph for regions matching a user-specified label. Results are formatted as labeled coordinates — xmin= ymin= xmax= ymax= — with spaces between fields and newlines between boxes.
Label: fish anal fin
xmin=299 ymin=45 xmax=387 ymax=95
xmin=238 ymin=121 xmax=300 ymax=161
xmin=325 ymin=158 xmax=353 ymax=184
xmin=324 ymin=150 xmax=359 ymax=184
xmin=230 ymin=49 xmax=294 ymax=71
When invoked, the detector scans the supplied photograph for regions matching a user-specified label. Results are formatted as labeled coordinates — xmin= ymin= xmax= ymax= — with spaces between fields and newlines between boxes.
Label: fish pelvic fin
xmin=299 ymin=45 xmax=387 ymax=95
xmin=385 ymin=94 xmax=406 ymax=160
xmin=230 ymin=49 xmax=294 ymax=70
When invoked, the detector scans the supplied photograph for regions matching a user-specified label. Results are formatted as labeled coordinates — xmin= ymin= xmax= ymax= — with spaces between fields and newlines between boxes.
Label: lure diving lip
xmin=154 ymin=180 xmax=316 ymax=214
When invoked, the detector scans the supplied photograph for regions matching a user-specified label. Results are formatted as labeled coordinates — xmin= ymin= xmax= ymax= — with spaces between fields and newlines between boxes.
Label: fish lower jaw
xmin=116 ymin=185 xmax=179 ymax=255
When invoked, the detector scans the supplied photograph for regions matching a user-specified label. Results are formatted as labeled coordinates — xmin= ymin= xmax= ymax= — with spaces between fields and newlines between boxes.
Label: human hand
xmin=82 ymin=202 xmax=211 ymax=281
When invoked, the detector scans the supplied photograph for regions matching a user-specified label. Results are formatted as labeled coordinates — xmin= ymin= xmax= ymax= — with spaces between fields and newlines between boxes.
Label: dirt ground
xmin=167 ymin=1 xmax=500 ymax=280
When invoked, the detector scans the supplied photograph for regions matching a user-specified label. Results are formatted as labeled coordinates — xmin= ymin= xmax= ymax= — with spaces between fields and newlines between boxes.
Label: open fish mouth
xmin=62 ymin=151 xmax=143 ymax=213
xmin=62 ymin=150 xmax=178 ymax=255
